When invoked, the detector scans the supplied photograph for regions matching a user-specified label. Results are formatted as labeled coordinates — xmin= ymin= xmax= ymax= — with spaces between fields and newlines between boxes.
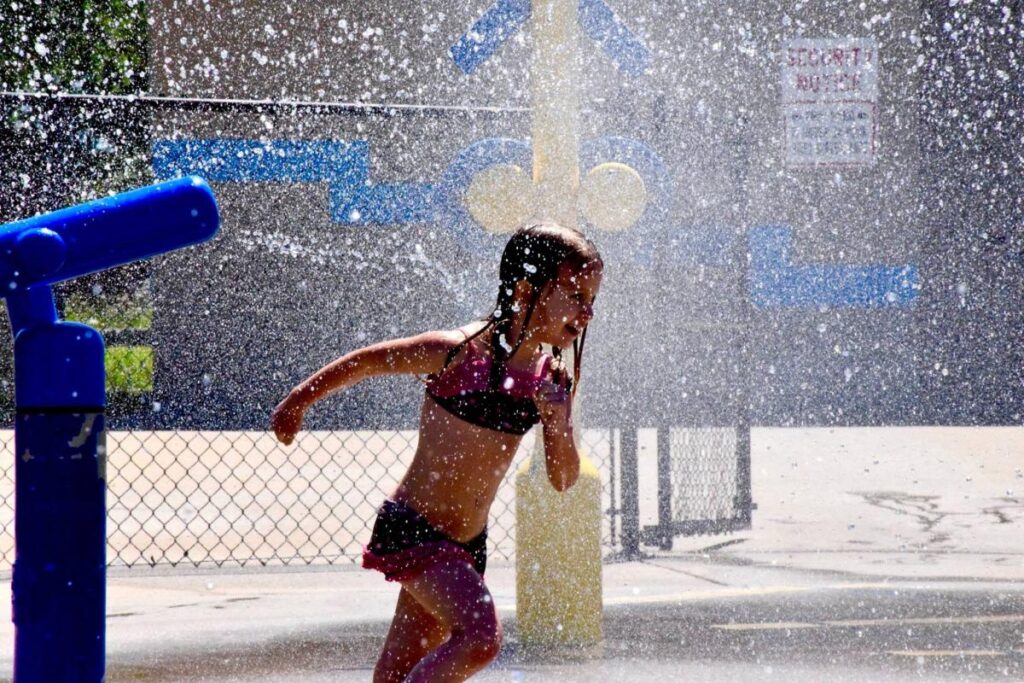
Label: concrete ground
xmin=89 ymin=566 xmax=1024 ymax=682
xmin=1 ymin=427 xmax=1022 ymax=681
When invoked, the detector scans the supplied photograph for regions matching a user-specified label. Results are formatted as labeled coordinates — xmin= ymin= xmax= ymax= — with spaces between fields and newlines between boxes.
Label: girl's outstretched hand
xmin=271 ymin=395 xmax=305 ymax=446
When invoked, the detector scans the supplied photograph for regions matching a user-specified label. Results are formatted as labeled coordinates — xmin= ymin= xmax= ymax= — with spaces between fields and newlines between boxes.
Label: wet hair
xmin=457 ymin=221 xmax=602 ymax=397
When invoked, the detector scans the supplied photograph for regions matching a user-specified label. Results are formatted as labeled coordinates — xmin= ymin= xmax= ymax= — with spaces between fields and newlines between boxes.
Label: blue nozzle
xmin=14 ymin=228 xmax=67 ymax=278
xmin=0 ymin=176 xmax=220 ymax=295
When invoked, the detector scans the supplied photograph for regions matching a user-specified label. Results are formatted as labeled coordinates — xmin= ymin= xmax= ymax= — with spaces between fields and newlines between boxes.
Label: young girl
xmin=270 ymin=221 xmax=602 ymax=682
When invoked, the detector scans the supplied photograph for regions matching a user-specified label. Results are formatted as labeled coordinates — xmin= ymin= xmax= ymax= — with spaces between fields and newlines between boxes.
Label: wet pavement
xmin=89 ymin=563 xmax=1024 ymax=682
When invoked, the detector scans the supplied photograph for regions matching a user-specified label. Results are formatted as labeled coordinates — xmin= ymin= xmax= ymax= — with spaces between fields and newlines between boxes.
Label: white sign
xmin=782 ymin=38 xmax=878 ymax=166
xmin=785 ymin=102 xmax=875 ymax=165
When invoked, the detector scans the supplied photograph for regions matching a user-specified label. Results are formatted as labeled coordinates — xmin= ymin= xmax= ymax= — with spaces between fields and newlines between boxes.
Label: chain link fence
xmin=0 ymin=427 xmax=618 ymax=570
xmin=669 ymin=427 xmax=742 ymax=529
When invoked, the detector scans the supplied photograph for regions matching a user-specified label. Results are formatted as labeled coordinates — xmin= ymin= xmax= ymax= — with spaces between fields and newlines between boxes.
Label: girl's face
xmin=531 ymin=260 xmax=603 ymax=347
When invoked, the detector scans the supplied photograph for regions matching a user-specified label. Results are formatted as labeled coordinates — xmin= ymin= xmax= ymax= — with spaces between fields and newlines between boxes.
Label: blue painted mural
xmin=152 ymin=137 xmax=919 ymax=309
xmin=449 ymin=0 xmax=651 ymax=77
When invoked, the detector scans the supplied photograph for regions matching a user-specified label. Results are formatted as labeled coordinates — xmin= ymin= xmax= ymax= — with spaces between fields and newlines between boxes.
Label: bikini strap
xmin=422 ymin=322 xmax=493 ymax=385
xmin=442 ymin=342 xmax=463 ymax=368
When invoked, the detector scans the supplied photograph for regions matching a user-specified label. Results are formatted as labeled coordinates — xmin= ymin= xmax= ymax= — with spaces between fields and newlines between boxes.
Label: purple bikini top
xmin=425 ymin=340 xmax=553 ymax=435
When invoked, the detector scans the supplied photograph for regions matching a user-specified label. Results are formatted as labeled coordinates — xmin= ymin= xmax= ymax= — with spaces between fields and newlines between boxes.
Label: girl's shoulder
xmin=453 ymin=319 xmax=492 ymax=341
xmin=442 ymin=320 xmax=493 ymax=354
xmin=412 ymin=321 xmax=490 ymax=366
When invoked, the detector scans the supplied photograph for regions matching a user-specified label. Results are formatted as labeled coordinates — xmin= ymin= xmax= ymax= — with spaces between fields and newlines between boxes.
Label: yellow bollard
xmin=515 ymin=451 xmax=602 ymax=649
xmin=515 ymin=0 xmax=602 ymax=652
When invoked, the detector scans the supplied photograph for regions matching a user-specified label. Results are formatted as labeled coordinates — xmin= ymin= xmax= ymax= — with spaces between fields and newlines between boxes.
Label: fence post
xmin=656 ymin=426 xmax=673 ymax=550
xmin=730 ymin=117 xmax=755 ymax=527
xmin=618 ymin=423 xmax=640 ymax=559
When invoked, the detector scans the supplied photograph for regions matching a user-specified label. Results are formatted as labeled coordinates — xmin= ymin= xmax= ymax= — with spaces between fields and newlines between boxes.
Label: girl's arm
xmin=536 ymin=375 xmax=580 ymax=492
xmin=270 ymin=330 xmax=456 ymax=445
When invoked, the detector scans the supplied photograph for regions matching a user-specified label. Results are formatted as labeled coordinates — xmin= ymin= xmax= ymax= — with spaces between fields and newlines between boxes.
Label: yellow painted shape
xmin=530 ymin=0 xmax=581 ymax=228
xmin=711 ymin=612 xmax=1024 ymax=635
xmin=888 ymin=650 xmax=1006 ymax=657
xmin=515 ymin=452 xmax=602 ymax=647
xmin=825 ymin=614 xmax=1024 ymax=628
xmin=465 ymin=164 xmax=535 ymax=234
xmin=603 ymin=582 xmax=891 ymax=606
xmin=712 ymin=622 xmax=819 ymax=631
xmin=580 ymin=162 xmax=647 ymax=232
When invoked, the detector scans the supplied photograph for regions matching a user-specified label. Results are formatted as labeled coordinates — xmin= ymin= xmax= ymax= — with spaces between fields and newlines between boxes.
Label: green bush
xmin=106 ymin=345 xmax=153 ymax=393
xmin=64 ymin=293 xmax=152 ymax=331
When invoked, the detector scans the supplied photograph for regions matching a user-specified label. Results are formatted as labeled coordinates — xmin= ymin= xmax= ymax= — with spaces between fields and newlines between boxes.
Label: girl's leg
xmin=399 ymin=558 xmax=502 ymax=683
xmin=374 ymin=587 xmax=450 ymax=683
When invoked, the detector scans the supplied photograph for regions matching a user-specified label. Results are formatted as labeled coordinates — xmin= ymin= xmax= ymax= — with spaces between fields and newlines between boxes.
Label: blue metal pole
xmin=0 ymin=176 xmax=220 ymax=682
xmin=11 ymin=287 xmax=106 ymax=682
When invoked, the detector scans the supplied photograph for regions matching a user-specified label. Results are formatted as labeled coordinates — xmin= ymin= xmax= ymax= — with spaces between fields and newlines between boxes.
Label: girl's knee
xmin=375 ymin=646 xmax=429 ymax=683
xmin=458 ymin=632 xmax=501 ymax=668
xmin=374 ymin=638 xmax=433 ymax=683
xmin=455 ymin=615 xmax=502 ymax=666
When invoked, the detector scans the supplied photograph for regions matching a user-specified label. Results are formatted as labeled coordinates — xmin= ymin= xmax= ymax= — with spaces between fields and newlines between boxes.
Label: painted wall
xmin=143 ymin=0 xmax=1023 ymax=429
